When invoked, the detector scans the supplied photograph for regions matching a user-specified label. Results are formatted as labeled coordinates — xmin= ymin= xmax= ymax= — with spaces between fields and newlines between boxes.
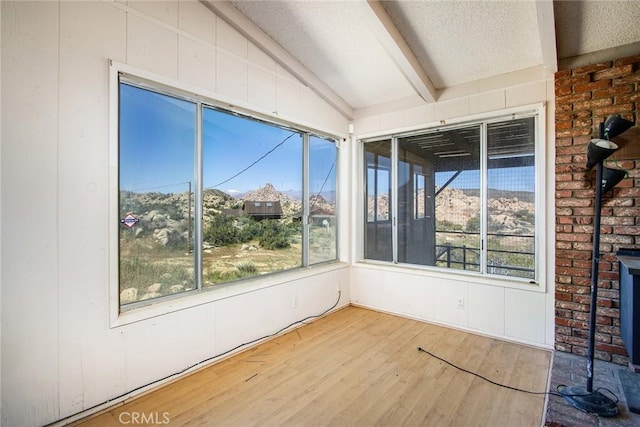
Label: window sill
xmin=353 ymin=260 xmax=544 ymax=293
xmin=111 ymin=261 xmax=349 ymax=328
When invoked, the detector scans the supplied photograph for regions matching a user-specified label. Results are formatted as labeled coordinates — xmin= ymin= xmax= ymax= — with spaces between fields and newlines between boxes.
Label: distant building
xmin=292 ymin=205 xmax=335 ymax=223
xmin=243 ymin=201 xmax=282 ymax=220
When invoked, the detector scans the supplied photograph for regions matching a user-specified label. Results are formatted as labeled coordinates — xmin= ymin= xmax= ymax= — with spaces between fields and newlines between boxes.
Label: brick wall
xmin=555 ymin=54 xmax=640 ymax=364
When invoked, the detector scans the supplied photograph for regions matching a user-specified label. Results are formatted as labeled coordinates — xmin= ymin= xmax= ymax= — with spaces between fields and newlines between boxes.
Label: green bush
xmin=237 ymin=216 xmax=262 ymax=242
xmin=203 ymin=214 xmax=297 ymax=250
xmin=466 ymin=215 xmax=480 ymax=233
xmin=259 ymin=219 xmax=292 ymax=249
xmin=236 ymin=261 xmax=258 ymax=274
xmin=437 ymin=219 xmax=463 ymax=232
xmin=203 ymin=213 xmax=240 ymax=246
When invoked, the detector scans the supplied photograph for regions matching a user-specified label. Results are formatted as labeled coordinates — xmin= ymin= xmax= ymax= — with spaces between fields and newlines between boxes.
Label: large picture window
xmin=363 ymin=114 xmax=539 ymax=281
xmin=118 ymin=76 xmax=337 ymax=307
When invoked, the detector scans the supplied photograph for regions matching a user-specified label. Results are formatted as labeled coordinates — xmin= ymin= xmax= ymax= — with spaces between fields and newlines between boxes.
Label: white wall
xmin=0 ymin=1 xmax=3 ymax=421
xmin=1 ymin=2 xmax=557 ymax=426
xmin=1 ymin=1 xmax=350 ymax=426
xmin=350 ymin=76 xmax=556 ymax=349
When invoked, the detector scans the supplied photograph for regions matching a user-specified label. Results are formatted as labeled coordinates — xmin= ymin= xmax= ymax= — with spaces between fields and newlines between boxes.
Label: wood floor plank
xmin=74 ymin=306 xmax=551 ymax=427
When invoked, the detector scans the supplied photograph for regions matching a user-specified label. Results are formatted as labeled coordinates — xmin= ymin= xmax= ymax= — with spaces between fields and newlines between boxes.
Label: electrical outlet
xmin=291 ymin=295 xmax=298 ymax=308
xmin=456 ymin=298 xmax=465 ymax=310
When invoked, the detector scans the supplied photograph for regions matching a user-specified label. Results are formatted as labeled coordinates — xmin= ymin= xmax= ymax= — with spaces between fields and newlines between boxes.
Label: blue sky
xmin=202 ymin=107 xmax=303 ymax=194
xmin=121 ymin=82 xmax=530 ymax=200
xmin=119 ymin=83 xmax=336 ymax=197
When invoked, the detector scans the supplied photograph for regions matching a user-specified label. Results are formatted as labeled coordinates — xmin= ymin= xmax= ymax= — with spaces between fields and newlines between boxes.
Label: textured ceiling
xmin=205 ymin=0 xmax=640 ymax=118
xmin=231 ymin=1 xmax=418 ymax=108
xmin=381 ymin=0 xmax=542 ymax=88
xmin=554 ymin=0 xmax=640 ymax=58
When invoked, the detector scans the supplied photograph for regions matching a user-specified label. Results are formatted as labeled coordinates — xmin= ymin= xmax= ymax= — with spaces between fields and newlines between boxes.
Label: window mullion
xmin=302 ymin=133 xmax=310 ymax=267
xmin=391 ymin=136 xmax=398 ymax=264
xmin=480 ymin=122 xmax=488 ymax=275
xmin=533 ymin=113 xmax=542 ymax=283
xmin=195 ymin=102 xmax=203 ymax=291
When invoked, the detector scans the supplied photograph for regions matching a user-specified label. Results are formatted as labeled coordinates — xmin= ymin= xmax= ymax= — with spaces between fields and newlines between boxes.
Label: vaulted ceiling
xmin=202 ymin=1 xmax=640 ymax=119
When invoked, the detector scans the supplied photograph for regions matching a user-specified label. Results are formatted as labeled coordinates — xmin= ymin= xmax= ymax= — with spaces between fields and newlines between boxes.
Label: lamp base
xmin=561 ymin=385 xmax=619 ymax=417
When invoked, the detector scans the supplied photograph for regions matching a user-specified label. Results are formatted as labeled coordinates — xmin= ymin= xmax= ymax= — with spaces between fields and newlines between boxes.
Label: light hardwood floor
xmin=75 ymin=306 xmax=552 ymax=426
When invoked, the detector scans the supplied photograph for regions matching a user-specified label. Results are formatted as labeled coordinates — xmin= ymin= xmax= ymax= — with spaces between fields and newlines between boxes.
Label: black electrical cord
xmin=48 ymin=291 xmax=342 ymax=426
xmin=417 ymin=346 xmax=619 ymax=402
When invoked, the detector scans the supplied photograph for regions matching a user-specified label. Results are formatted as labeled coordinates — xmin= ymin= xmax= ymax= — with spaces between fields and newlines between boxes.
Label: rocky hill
xmin=122 ymin=183 xmax=534 ymax=249
xmin=120 ymin=183 xmax=336 ymax=247
xmin=368 ymin=186 xmax=534 ymax=235
xmin=240 ymin=183 xmax=300 ymax=217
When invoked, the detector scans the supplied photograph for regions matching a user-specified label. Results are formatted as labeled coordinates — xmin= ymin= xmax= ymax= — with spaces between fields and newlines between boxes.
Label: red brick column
xmin=555 ymin=55 xmax=640 ymax=364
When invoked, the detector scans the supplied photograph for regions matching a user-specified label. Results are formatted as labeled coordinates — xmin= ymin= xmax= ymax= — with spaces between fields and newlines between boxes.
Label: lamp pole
xmin=586 ymin=123 xmax=605 ymax=393
xmin=561 ymin=119 xmax=627 ymax=417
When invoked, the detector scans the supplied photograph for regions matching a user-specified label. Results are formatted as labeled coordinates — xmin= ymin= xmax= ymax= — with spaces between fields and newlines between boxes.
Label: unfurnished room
xmin=2 ymin=1 xmax=640 ymax=426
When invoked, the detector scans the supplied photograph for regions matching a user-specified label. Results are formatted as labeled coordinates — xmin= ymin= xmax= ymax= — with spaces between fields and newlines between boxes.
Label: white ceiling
xmin=203 ymin=0 xmax=640 ymax=119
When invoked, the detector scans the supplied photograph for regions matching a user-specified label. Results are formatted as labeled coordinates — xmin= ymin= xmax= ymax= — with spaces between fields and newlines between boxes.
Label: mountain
xmin=239 ymin=183 xmax=334 ymax=217
xmin=121 ymin=182 xmax=335 ymax=229
xmin=368 ymin=186 xmax=534 ymax=234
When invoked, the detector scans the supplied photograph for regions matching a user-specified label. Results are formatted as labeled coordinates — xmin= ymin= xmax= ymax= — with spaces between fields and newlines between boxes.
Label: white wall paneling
xmin=351 ymin=265 xmax=551 ymax=348
xmin=434 ymin=97 xmax=470 ymax=122
xmin=350 ymin=266 xmax=436 ymax=321
xmin=505 ymin=288 xmax=547 ymax=344
xmin=128 ymin=0 xmax=179 ymax=27
xmin=433 ymin=279 xmax=469 ymax=327
xmin=2 ymin=2 xmax=61 ymax=425
xmin=1 ymin=1 xmax=349 ymax=425
xmin=468 ymin=284 xmax=505 ymax=337
xmin=350 ymin=75 xmax=554 ymax=350
xmin=248 ymin=64 xmax=277 ymax=112
xmin=178 ymin=35 xmax=216 ymax=92
xmin=1 ymin=0 xmax=556 ymax=425
xmin=0 ymin=1 xmax=3 ymax=420
xmin=178 ymin=0 xmax=216 ymax=43
xmin=57 ymin=0 xmax=128 ymax=419
xmin=469 ymin=90 xmax=506 ymax=115
xmin=506 ymin=80 xmax=548 ymax=108
xmin=127 ymin=13 xmax=179 ymax=79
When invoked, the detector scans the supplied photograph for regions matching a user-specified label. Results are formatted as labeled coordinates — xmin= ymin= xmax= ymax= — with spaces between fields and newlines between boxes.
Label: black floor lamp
xmin=561 ymin=114 xmax=634 ymax=417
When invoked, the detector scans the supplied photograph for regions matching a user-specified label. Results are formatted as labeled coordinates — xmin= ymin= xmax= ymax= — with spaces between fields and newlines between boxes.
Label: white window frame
xmin=357 ymin=103 xmax=547 ymax=292
xmin=108 ymin=61 xmax=342 ymax=326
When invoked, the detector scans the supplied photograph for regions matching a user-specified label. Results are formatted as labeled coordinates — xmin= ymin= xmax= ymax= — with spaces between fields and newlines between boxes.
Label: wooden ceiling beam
xmin=200 ymin=0 xmax=355 ymax=120
xmin=364 ymin=0 xmax=438 ymax=103
xmin=535 ymin=0 xmax=558 ymax=78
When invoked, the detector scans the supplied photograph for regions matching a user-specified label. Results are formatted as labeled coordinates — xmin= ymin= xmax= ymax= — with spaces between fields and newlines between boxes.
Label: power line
xmin=206 ymin=132 xmax=297 ymax=190
xmin=310 ymin=162 xmax=335 ymax=209
xmin=127 ymin=181 xmax=191 ymax=193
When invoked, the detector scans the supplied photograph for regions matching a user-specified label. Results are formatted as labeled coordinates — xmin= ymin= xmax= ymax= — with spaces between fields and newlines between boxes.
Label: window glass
xmin=309 ymin=135 xmax=337 ymax=264
xmin=397 ymin=126 xmax=481 ymax=269
xmin=364 ymin=116 xmax=538 ymax=281
xmin=486 ymin=118 xmax=536 ymax=279
xmin=116 ymin=76 xmax=338 ymax=309
xmin=414 ymin=173 xmax=426 ymax=219
xmin=364 ymin=140 xmax=392 ymax=262
xmin=118 ymin=83 xmax=196 ymax=304
xmin=202 ymin=107 xmax=303 ymax=286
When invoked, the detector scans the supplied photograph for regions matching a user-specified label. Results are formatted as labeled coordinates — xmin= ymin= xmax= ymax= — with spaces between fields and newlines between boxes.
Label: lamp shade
xmin=604 ymin=115 xmax=634 ymax=139
xmin=586 ymin=139 xmax=619 ymax=169
xmin=601 ymin=167 xmax=626 ymax=194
